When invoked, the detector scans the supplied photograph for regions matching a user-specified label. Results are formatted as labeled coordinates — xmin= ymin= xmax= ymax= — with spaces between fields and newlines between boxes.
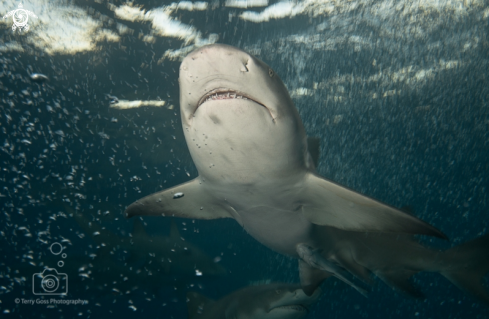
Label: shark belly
xmin=185 ymin=98 xmax=306 ymax=186
xmin=237 ymin=205 xmax=313 ymax=257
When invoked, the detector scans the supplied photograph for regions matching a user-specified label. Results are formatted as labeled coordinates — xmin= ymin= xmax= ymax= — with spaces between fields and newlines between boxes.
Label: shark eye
xmin=275 ymin=289 xmax=282 ymax=295
xmin=268 ymin=69 xmax=274 ymax=77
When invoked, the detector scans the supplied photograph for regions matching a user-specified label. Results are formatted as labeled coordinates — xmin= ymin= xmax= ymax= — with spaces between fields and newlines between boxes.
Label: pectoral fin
xmin=299 ymin=173 xmax=447 ymax=239
xmin=125 ymin=178 xmax=233 ymax=220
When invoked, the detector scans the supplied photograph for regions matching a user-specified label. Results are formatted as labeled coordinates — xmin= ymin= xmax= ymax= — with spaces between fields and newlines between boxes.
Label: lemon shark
xmin=187 ymin=283 xmax=321 ymax=319
xmin=125 ymin=44 xmax=489 ymax=302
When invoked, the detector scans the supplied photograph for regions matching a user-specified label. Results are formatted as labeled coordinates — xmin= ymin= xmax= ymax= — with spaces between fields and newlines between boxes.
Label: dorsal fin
xmin=187 ymin=291 xmax=214 ymax=319
xmin=307 ymin=137 xmax=320 ymax=167
xmin=170 ymin=220 xmax=181 ymax=239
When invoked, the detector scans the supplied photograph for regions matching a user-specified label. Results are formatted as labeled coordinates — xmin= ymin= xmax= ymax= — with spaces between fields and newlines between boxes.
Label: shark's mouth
xmin=197 ymin=88 xmax=265 ymax=107
xmin=195 ymin=88 xmax=275 ymax=121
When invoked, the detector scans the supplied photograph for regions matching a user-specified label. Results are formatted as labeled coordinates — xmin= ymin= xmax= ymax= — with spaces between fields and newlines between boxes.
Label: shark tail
xmin=440 ymin=233 xmax=489 ymax=304
xmin=371 ymin=234 xmax=489 ymax=302
xmin=308 ymin=228 xmax=489 ymax=302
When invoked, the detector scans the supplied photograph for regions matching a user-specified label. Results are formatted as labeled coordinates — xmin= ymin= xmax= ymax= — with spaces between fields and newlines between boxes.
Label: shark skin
xmin=125 ymin=44 xmax=489 ymax=302
xmin=126 ymin=44 xmax=445 ymax=241
xmin=187 ymin=283 xmax=321 ymax=319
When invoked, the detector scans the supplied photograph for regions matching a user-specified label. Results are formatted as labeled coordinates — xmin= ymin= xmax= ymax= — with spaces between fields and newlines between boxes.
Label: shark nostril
xmin=240 ymin=60 xmax=249 ymax=72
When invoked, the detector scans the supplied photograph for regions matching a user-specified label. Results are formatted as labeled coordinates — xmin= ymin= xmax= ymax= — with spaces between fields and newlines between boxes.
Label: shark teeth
xmin=201 ymin=92 xmax=248 ymax=105
xmin=194 ymin=88 xmax=274 ymax=121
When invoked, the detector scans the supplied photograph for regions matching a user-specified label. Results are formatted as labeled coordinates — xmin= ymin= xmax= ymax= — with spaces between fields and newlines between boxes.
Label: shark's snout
xmin=179 ymin=44 xmax=278 ymax=119
xmin=182 ymin=43 xmax=250 ymax=66
xmin=180 ymin=44 xmax=253 ymax=88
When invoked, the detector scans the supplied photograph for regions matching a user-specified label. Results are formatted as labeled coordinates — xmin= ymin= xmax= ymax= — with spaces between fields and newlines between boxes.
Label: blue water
xmin=1 ymin=1 xmax=488 ymax=318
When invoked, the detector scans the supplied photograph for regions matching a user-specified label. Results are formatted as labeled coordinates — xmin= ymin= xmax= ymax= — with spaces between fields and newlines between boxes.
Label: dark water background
xmin=0 ymin=0 xmax=488 ymax=318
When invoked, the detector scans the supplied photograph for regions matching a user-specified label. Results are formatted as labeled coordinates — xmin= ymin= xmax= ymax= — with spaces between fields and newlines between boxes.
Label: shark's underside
xmin=125 ymin=44 xmax=489 ymax=304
